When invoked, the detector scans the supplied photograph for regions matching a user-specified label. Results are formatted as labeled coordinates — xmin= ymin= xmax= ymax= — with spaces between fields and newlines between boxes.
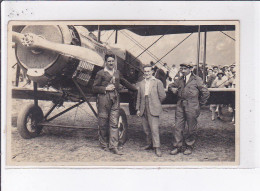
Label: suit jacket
xmin=168 ymin=73 xmax=210 ymax=112
xmin=136 ymin=77 xmax=166 ymax=117
xmin=92 ymin=69 xmax=137 ymax=94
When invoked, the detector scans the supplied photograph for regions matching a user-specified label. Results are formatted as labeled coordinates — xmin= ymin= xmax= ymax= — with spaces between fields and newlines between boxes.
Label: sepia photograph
xmin=6 ymin=21 xmax=239 ymax=166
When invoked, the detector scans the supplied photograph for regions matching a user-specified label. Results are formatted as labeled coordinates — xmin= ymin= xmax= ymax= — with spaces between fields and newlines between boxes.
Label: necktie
xmin=183 ymin=75 xmax=186 ymax=85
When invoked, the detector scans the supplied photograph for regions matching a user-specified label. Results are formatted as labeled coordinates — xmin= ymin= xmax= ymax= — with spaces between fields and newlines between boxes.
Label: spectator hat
xmin=180 ymin=63 xmax=192 ymax=68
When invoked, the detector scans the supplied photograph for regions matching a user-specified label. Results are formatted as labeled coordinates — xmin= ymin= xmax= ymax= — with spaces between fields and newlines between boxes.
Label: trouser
xmin=141 ymin=96 xmax=160 ymax=148
xmin=97 ymin=92 xmax=120 ymax=149
xmin=210 ymin=104 xmax=222 ymax=118
xmin=172 ymin=100 xmax=200 ymax=148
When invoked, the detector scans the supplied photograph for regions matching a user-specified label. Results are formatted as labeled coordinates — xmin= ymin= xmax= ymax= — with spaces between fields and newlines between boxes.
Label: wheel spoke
xmin=118 ymin=116 xmax=124 ymax=138
xmin=26 ymin=113 xmax=36 ymax=132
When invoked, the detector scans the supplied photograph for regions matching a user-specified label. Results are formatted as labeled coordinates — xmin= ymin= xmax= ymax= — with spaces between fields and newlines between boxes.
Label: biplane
xmin=11 ymin=24 xmax=236 ymax=144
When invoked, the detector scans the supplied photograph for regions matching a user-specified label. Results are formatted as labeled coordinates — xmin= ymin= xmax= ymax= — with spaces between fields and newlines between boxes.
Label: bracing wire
xmin=120 ymin=30 xmax=164 ymax=65
xmin=154 ymin=33 xmax=193 ymax=65
xmin=220 ymin=31 xmax=235 ymax=41
xmin=105 ymin=30 xmax=115 ymax=43
xmin=130 ymin=34 xmax=165 ymax=63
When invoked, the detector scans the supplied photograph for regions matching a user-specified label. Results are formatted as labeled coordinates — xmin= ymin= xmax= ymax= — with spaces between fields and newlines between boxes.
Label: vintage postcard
xmin=6 ymin=20 xmax=239 ymax=167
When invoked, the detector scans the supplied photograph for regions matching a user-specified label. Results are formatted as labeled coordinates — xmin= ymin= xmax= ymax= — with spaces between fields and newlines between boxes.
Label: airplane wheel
xmin=17 ymin=104 xmax=43 ymax=139
xmin=118 ymin=108 xmax=128 ymax=145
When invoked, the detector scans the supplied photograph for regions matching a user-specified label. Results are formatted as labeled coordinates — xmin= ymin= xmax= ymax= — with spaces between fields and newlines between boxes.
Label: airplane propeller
xmin=12 ymin=31 xmax=105 ymax=67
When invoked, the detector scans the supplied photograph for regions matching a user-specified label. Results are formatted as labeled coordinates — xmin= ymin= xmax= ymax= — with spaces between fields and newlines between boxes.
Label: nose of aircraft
xmin=12 ymin=25 xmax=105 ymax=85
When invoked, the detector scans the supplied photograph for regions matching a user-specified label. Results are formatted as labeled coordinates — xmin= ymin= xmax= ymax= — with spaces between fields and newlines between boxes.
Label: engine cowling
xmin=14 ymin=25 xmax=106 ymax=87
xmin=15 ymin=25 xmax=75 ymax=85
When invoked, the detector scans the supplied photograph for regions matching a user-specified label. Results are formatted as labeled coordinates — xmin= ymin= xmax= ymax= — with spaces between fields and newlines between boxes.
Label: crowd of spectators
xmin=150 ymin=61 xmax=236 ymax=123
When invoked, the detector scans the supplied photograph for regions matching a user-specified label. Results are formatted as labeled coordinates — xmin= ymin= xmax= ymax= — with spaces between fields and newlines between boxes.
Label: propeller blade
xmin=12 ymin=32 xmax=104 ymax=67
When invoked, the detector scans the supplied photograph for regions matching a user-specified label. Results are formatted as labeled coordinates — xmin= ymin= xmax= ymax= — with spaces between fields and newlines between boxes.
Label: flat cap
xmin=180 ymin=63 xmax=192 ymax=68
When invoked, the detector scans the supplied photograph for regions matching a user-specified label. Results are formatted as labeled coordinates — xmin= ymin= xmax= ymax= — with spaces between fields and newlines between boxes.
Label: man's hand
xmin=169 ymin=87 xmax=178 ymax=94
xmin=137 ymin=110 xmax=141 ymax=117
xmin=105 ymin=84 xmax=115 ymax=91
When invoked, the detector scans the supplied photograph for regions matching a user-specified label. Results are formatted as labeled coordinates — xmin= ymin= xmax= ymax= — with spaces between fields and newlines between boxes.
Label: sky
xmin=95 ymin=28 xmax=236 ymax=68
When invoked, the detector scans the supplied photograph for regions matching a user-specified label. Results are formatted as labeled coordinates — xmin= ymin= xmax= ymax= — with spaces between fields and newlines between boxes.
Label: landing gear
xmin=15 ymin=80 xmax=130 ymax=145
xmin=17 ymin=103 xmax=43 ymax=139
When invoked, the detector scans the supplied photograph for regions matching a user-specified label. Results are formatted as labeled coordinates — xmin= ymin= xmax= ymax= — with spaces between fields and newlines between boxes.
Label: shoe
xmin=170 ymin=147 xmax=182 ymax=155
xmin=110 ymin=148 xmax=123 ymax=155
xmin=118 ymin=145 xmax=123 ymax=150
xmin=185 ymin=139 xmax=195 ymax=146
xmin=183 ymin=147 xmax=193 ymax=155
xmin=155 ymin=148 xmax=162 ymax=157
xmin=142 ymin=144 xmax=153 ymax=150
xmin=102 ymin=147 xmax=109 ymax=151
xmin=211 ymin=116 xmax=215 ymax=121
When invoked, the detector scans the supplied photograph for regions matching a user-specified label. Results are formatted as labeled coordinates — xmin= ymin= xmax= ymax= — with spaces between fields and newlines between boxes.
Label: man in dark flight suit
xmin=168 ymin=63 xmax=210 ymax=155
xmin=93 ymin=53 xmax=137 ymax=155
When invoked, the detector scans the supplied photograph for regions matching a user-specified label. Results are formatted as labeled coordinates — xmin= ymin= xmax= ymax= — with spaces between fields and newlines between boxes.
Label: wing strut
xmin=203 ymin=30 xmax=207 ymax=83
xmin=196 ymin=26 xmax=201 ymax=76
xmin=115 ymin=29 xmax=118 ymax=44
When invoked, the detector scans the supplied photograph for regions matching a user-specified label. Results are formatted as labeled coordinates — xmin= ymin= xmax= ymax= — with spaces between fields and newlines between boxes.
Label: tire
xmin=118 ymin=108 xmax=128 ymax=145
xmin=17 ymin=103 xmax=44 ymax=139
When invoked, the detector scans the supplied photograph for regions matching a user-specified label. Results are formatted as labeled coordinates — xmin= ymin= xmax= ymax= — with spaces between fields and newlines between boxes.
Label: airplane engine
xmin=15 ymin=25 xmax=75 ymax=85
xmin=14 ymin=25 xmax=105 ymax=87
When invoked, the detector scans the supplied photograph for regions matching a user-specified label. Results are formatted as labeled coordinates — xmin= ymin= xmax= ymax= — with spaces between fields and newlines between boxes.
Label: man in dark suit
xmin=93 ymin=53 xmax=137 ymax=155
xmin=136 ymin=64 xmax=166 ymax=157
xmin=154 ymin=65 xmax=167 ymax=88
xmin=168 ymin=63 xmax=210 ymax=155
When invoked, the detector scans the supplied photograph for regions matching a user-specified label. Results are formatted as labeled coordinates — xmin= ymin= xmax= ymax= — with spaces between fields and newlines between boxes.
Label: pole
xmin=196 ymin=25 xmax=201 ymax=75
xmin=203 ymin=31 xmax=207 ymax=83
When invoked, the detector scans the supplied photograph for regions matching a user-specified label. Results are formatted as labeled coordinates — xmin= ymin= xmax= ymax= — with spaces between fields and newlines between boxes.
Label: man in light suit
xmin=136 ymin=64 xmax=166 ymax=157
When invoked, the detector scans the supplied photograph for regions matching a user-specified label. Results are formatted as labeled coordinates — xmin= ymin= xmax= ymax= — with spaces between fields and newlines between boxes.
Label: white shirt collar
xmin=104 ymin=67 xmax=115 ymax=76
xmin=185 ymin=72 xmax=192 ymax=82
xmin=145 ymin=76 xmax=156 ymax=81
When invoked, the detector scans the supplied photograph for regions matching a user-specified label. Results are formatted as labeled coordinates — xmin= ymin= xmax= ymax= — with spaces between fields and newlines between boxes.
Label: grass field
xmin=9 ymin=99 xmax=236 ymax=165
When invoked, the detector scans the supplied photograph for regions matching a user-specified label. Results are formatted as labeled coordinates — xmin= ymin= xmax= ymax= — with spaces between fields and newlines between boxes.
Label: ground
xmin=10 ymin=99 xmax=236 ymax=165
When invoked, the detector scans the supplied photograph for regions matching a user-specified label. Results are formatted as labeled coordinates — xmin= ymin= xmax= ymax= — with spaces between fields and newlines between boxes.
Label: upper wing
xmin=83 ymin=25 xmax=235 ymax=36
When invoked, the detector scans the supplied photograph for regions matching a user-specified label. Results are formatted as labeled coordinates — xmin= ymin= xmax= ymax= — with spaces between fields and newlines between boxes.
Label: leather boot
xmin=110 ymin=148 xmax=123 ymax=155
xmin=155 ymin=147 xmax=162 ymax=157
